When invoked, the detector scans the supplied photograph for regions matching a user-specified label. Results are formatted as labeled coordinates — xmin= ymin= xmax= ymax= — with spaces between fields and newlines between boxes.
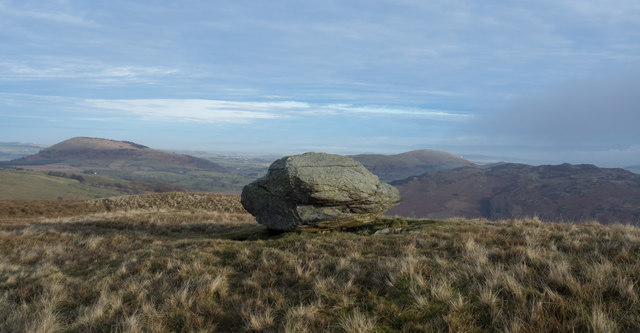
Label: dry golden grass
xmin=0 ymin=192 xmax=246 ymax=218
xmin=1 ymin=194 xmax=640 ymax=332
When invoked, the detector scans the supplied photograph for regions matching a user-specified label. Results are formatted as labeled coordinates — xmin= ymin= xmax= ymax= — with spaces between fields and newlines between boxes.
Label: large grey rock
xmin=241 ymin=152 xmax=401 ymax=231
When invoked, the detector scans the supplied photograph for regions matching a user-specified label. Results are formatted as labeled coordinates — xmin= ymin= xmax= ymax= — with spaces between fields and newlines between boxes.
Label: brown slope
xmin=14 ymin=137 xmax=226 ymax=172
xmin=388 ymin=163 xmax=640 ymax=224
xmin=351 ymin=149 xmax=475 ymax=182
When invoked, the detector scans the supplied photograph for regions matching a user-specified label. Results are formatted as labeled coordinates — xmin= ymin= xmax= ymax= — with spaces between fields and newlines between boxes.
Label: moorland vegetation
xmin=1 ymin=193 xmax=639 ymax=332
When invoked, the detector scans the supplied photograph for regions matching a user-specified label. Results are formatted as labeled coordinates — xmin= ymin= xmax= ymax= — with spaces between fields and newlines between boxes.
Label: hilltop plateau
xmin=1 ymin=192 xmax=639 ymax=332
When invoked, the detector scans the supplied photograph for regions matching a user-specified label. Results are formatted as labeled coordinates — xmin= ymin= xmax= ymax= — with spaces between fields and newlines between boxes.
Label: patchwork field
xmin=1 ymin=193 xmax=639 ymax=332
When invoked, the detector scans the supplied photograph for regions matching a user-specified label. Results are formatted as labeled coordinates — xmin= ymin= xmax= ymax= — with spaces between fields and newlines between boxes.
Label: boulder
xmin=241 ymin=152 xmax=401 ymax=231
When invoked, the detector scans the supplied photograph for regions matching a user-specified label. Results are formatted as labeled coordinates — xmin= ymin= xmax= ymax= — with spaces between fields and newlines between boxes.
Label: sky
xmin=1 ymin=0 xmax=639 ymax=166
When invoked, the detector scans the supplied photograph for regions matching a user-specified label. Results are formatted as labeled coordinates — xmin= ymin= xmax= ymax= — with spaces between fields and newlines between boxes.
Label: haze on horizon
xmin=1 ymin=1 xmax=639 ymax=167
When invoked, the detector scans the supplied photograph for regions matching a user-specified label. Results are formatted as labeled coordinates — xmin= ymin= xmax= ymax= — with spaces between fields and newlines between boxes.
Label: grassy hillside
xmin=0 ymin=170 xmax=125 ymax=200
xmin=0 ymin=170 xmax=190 ymax=200
xmin=1 ymin=193 xmax=639 ymax=332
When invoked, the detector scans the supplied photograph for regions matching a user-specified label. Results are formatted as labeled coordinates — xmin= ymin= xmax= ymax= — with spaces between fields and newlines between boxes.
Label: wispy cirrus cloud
xmin=0 ymin=3 xmax=98 ymax=27
xmin=82 ymin=99 xmax=296 ymax=123
xmin=322 ymin=104 xmax=470 ymax=120
xmin=0 ymin=60 xmax=178 ymax=82
xmin=12 ymin=10 xmax=96 ymax=26
xmin=81 ymin=98 xmax=471 ymax=123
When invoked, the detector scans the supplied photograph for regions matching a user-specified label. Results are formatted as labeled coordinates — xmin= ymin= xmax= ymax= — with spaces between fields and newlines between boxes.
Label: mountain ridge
xmin=351 ymin=149 xmax=474 ymax=182
xmin=388 ymin=162 xmax=640 ymax=224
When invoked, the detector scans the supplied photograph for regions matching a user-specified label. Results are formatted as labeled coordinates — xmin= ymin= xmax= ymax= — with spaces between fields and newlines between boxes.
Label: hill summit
xmin=45 ymin=137 xmax=149 ymax=152
xmin=351 ymin=149 xmax=475 ymax=182
xmin=6 ymin=137 xmax=247 ymax=192
xmin=15 ymin=137 xmax=225 ymax=172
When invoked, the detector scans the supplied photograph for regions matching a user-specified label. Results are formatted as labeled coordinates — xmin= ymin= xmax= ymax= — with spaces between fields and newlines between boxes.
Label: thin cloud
xmin=0 ymin=5 xmax=98 ymax=27
xmin=82 ymin=99 xmax=289 ymax=123
xmin=324 ymin=104 xmax=470 ymax=120
xmin=81 ymin=98 xmax=470 ymax=123
xmin=560 ymin=0 xmax=640 ymax=23
xmin=418 ymin=90 xmax=463 ymax=97
xmin=0 ymin=60 xmax=178 ymax=81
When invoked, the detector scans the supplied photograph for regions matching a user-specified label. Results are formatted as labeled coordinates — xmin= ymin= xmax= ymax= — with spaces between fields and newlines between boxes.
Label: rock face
xmin=241 ymin=152 xmax=401 ymax=231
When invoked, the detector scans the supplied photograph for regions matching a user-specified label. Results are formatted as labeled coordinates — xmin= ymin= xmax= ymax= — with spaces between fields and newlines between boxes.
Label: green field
xmin=93 ymin=167 xmax=251 ymax=193
xmin=0 ymin=170 xmax=124 ymax=200
xmin=7 ymin=158 xmax=256 ymax=193
xmin=0 ymin=170 xmax=194 ymax=200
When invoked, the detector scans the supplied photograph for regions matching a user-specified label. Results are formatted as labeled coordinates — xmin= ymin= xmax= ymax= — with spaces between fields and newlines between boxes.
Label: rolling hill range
xmin=387 ymin=163 xmax=640 ymax=224
xmin=4 ymin=137 xmax=250 ymax=192
xmin=351 ymin=149 xmax=475 ymax=182
xmin=0 ymin=142 xmax=46 ymax=161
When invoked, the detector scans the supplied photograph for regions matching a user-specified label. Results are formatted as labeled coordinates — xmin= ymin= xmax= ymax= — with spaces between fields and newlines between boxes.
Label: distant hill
xmin=0 ymin=142 xmax=47 ymax=161
xmin=627 ymin=165 xmax=640 ymax=174
xmin=351 ymin=149 xmax=475 ymax=182
xmin=14 ymin=137 xmax=226 ymax=172
xmin=6 ymin=137 xmax=248 ymax=192
xmin=388 ymin=163 xmax=640 ymax=224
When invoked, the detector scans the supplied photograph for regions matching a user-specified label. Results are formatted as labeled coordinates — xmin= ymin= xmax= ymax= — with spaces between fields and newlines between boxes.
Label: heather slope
xmin=389 ymin=163 xmax=640 ymax=223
